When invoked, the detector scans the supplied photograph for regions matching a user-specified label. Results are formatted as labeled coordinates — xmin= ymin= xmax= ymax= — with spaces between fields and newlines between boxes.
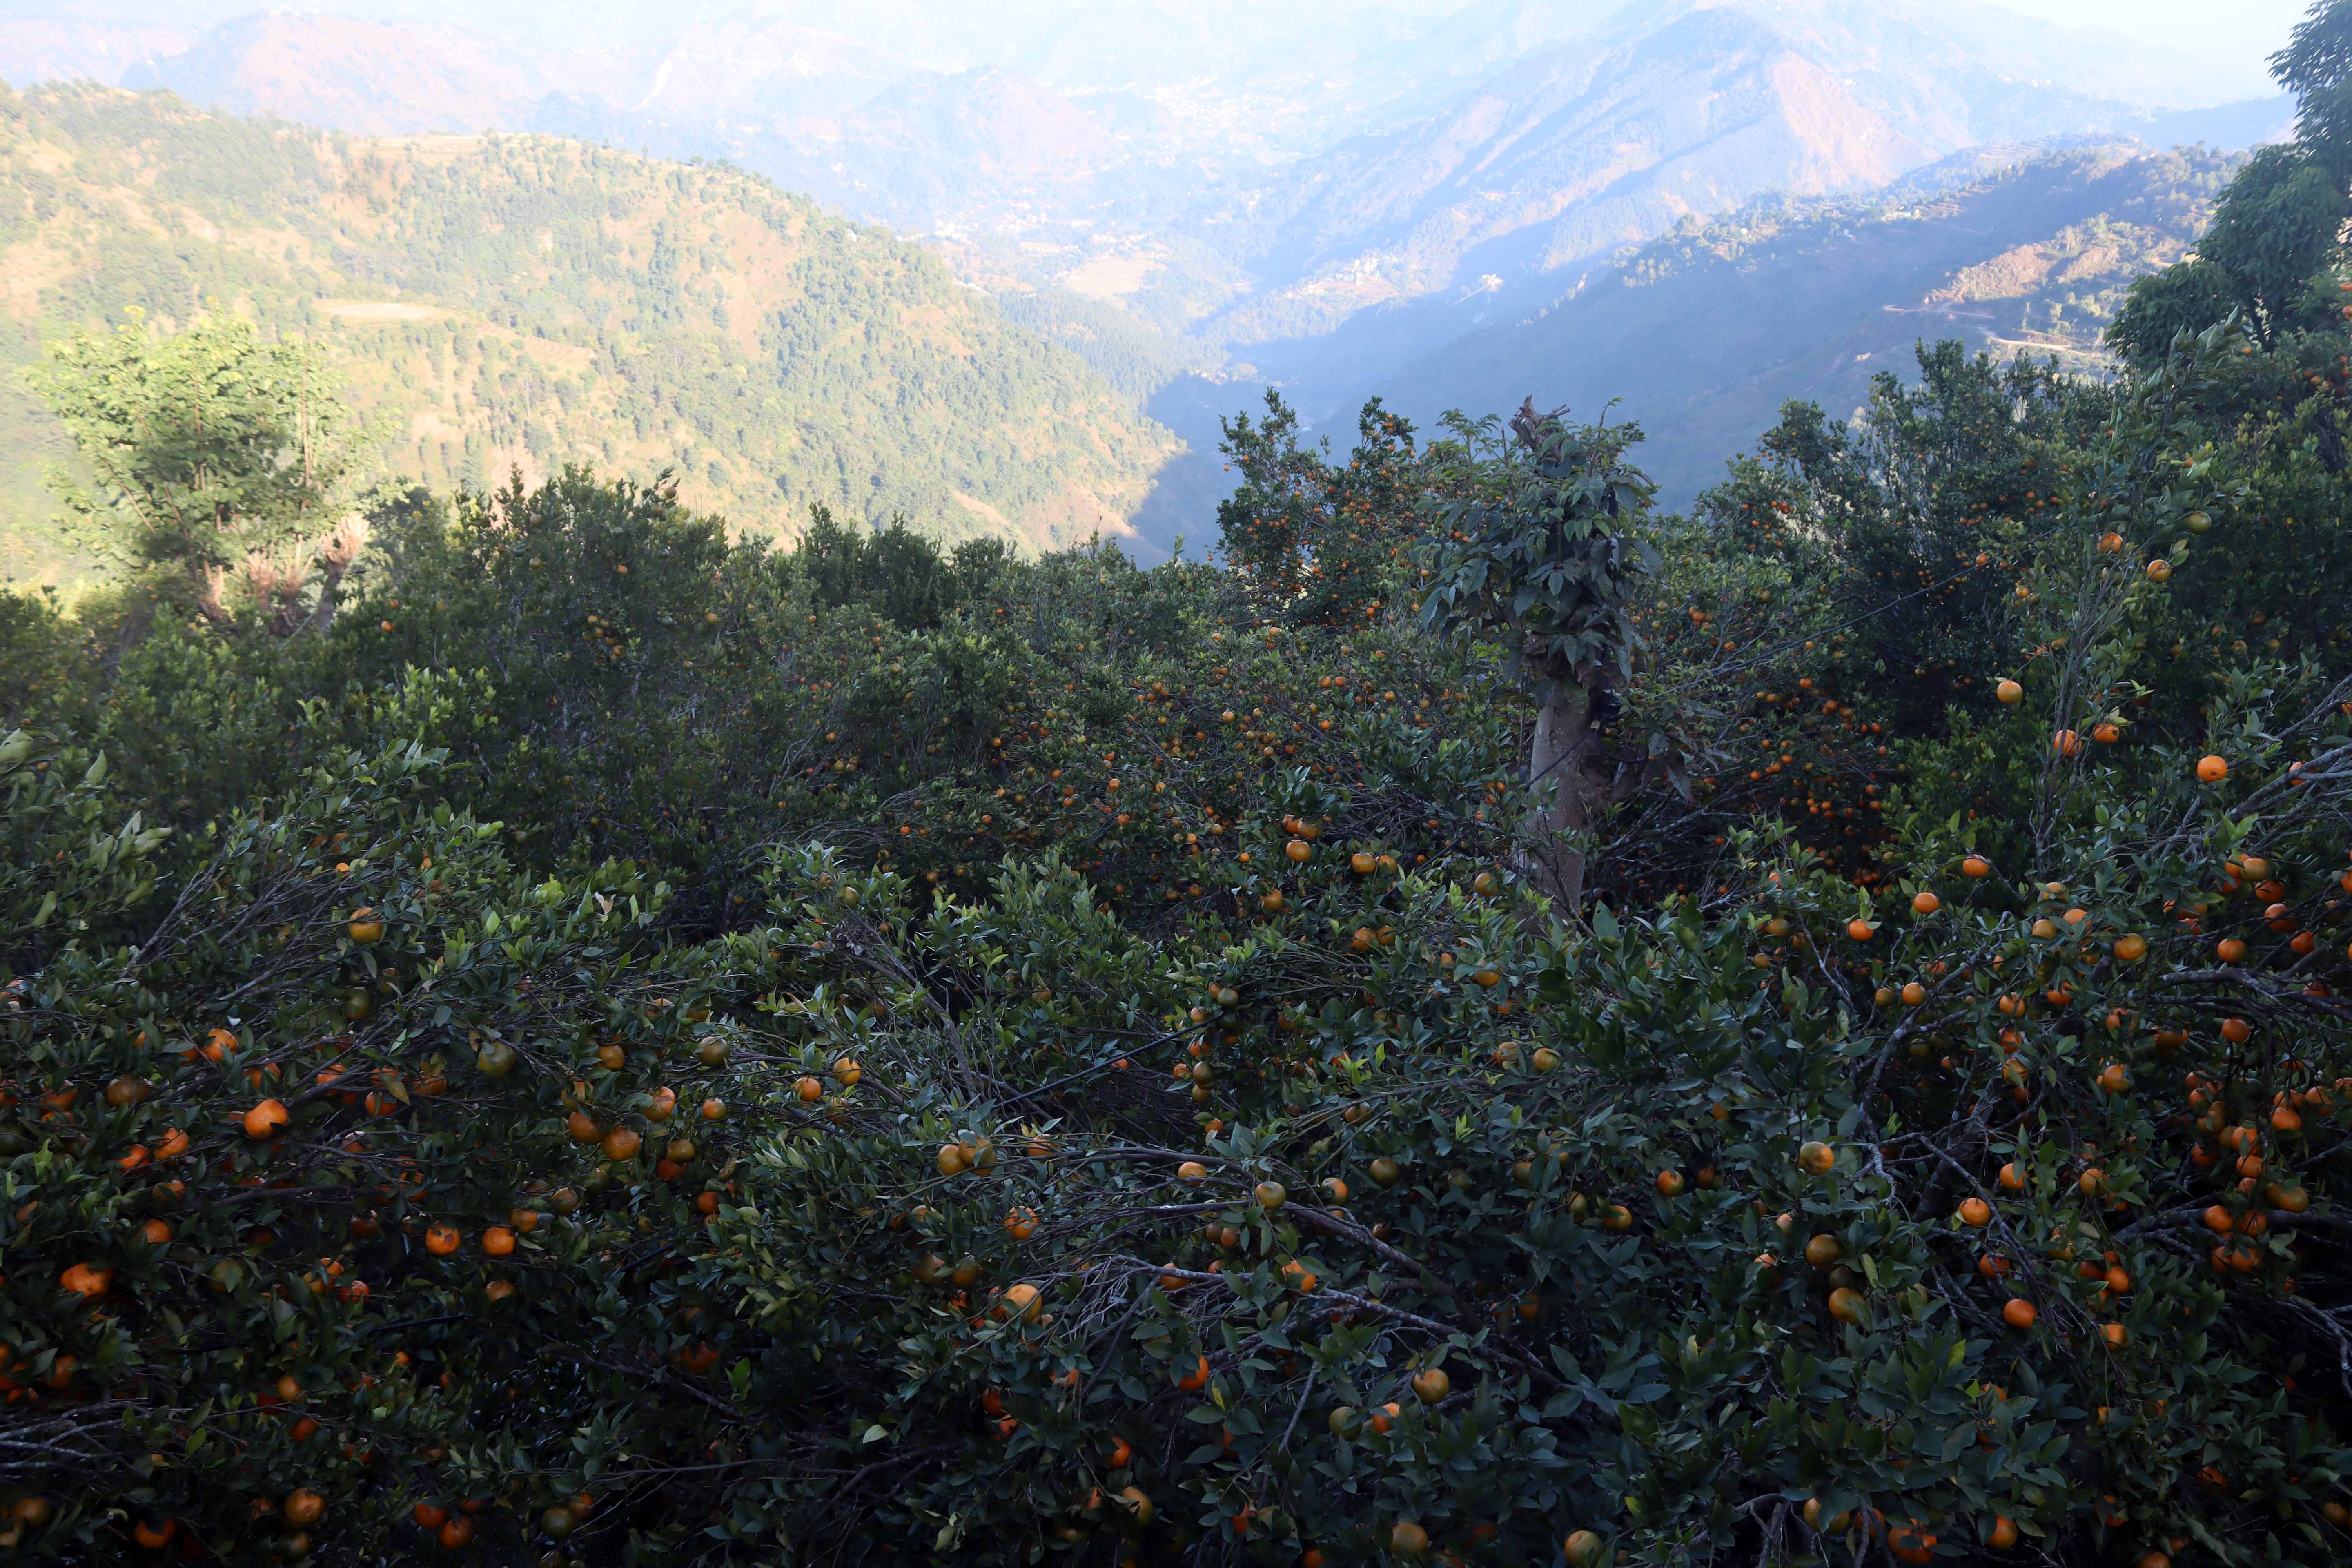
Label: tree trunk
xmin=1526 ymin=668 xmax=1595 ymax=912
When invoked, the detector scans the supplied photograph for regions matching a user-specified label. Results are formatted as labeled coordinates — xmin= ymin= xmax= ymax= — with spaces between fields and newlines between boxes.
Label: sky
xmin=0 ymin=0 xmax=2316 ymax=96
xmin=1992 ymin=0 xmax=2303 ymax=59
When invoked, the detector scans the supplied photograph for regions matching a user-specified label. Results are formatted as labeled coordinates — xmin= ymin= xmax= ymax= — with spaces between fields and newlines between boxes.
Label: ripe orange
xmin=1254 ymin=1181 xmax=1287 ymax=1210
xmin=60 ymin=1262 xmax=113 ymax=1299
xmin=2216 ymin=938 xmax=2247 ymax=963
xmin=601 ymin=1127 xmax=641 ymax=1162
xmin=1410 ymin=1367 xmax=1450 ymax=1405
xmin=1995 ymin=679 xmax=2022 ymax=704
xmin=1846 ymin=919 xmax=1875 ymax=941
xmin=439 ymin=1515 xmax=474 ymax=1548
xmin=283 ymin=1489 xmax=325 ymax=1527
xmin=424 ymin=1225 xmax=461 ymax=1256
xmin=1803 ymin=1234 xmax=1843 ymax=1269
xmin=1962 ymin=855 xmax=1991 ymax=878
xmin=2112 ymin=933 xmax=2147 ymax=961
xmin=1989 ymin=1515 xmax=2019 ymax=1549
xmin=347 ymin=909 xmax=385 ymax=943
xmin=2221 ymin=1017 xmax=2252 ymax=1044
xmin=2197 ymin=754 xmax=2228 ymax=782
xmin=1796 ymin=1140 xmax=1835 ymax=1175
xmin=1958 ymin=1198 xmax=1992 ymax=1227
xmin=2145 ymin=558 xmax=2172 ymax=581
xmin=1911 ymin=890 xmax=1940 ymax=915
xmin=1000 ymin=1282 xmax=1043 ymax=1323
xmin=243 ymin=1099 xmax=290 ymax=1139
xmin=1827 ymin=1286 xmax=1865 ymax=1323
xmin=1563 ymin=1530 xmax=1607 ymax=1567
xmin=2002 ymin=1298 xmax=2037 ymax=1330
xmin=1177 ymin=1160 xmax=1208 ymax=1182
xmin=795 ymin=1076 xmax=822 ymax=1103
xmin=1388 ymin=1521 xmax=1429 ymax=1557
xmin=566 ymin=1111 xmax=600 ymax=1144
xmin=1655 ymin=1169 xmax=1685 ymax=1197
xmin=2052 ymin=729 xmax=2081 ymax=757
xmin=481 ymin=1226 xmax=516 ymax=1258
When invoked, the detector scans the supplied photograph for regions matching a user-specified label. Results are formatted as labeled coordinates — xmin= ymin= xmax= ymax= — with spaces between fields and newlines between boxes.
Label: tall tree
xmin=2110 ymin=0 xmax=2352 ymax=359
xmin=1417 ymin=401 xmax=1653 ymax=909
xmin=24 ymin=310 xmax=352 ymax=620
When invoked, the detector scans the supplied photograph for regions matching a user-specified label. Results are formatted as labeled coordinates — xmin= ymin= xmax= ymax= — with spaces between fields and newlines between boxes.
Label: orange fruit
xmin=347 ymin=909 xmax=385 ymax=943
xmin=1846 ymin=919 xmax=1875 ymax=941
xmin=1796 ymin=1140 xmax=1835 ymax=1175
xmin=1827 ymin=1286 xmax=1865 ymax=1323
xmin=1989 ymin=1515 xmax=2019 ymax=1548
xmin=481 ymin=1226 xmax=516 ymax=1258
xmin=243 ymin=1099 xmax=290 ymax=1139
xmin=283 ymin=1489 xmax=325 ymax=1527
xmin=2197 ymin=754 xmax=2228 ymax=782
xmin=1962 ymin=855 xmax=1991 ymax=878
xmin=60 ymin=1262 xmax=113 ymax=1299
xmin=2112 ymin=933 xmax=2147 ymax=961
xmin=2052 ymin=729 xmax=2081 ymax=757
xmin=600 ymin=1127 xmax=641 ymax=1162
xmin=1958 ymin=1198 xmax=1992 ymax=1227
xmin=2002 ymin=1298 xmax=2037 ymax=1329
xmin=1995 ymin=679 xmax=2022 ymax=704
xmin=424 ymin=1224 xmax=461 ymax=1256
xmin=1655 ymin=1169 xmax=1685 ymax=1197
xmin=1911 ymin=891 xmax=1940 ymax=914
xmin=1410 ymin=1367 xmax=1451 ymax=1404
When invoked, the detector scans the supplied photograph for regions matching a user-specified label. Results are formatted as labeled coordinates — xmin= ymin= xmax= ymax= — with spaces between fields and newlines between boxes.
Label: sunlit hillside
xmin=0 ymin=82 xmax=1178 ymax=584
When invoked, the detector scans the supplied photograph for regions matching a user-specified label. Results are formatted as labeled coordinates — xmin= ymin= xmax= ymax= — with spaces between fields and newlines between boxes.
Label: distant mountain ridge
xmin=1374 ymin=142 xmax=2236 ymax=502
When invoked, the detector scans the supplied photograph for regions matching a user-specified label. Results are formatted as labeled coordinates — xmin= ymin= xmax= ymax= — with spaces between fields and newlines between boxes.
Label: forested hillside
xmin=0 ymin=82 xmax=1175 ymax=584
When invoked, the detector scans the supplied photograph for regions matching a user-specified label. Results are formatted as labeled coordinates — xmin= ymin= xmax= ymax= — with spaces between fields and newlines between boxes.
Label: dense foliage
xmin=7 ymin=14 xmax=2352 ymax=1561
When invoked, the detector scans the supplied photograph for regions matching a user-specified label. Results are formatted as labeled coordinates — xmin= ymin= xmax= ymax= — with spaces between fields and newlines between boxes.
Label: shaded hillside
xmin=0 ymin=82 xmax=1176 ymax=584
xmin=1376 ymin=143 xmax=2234 ymax=503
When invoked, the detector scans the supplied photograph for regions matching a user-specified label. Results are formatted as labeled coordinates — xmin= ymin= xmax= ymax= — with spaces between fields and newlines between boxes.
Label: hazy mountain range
xmin=0 ymin=1 xmax=2303 ymax=561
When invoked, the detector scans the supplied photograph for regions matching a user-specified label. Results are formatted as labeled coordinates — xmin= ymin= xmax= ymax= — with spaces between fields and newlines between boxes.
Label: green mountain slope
xmin=0 ymin=81 xmax=1177 ymax=584
xmin=1376 ymin=142 xmax=2236 ymax=502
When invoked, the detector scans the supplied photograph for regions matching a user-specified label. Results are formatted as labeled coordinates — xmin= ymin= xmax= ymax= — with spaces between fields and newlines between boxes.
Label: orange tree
xmin=7 ymin=319 xmax=2352 ymax=1566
